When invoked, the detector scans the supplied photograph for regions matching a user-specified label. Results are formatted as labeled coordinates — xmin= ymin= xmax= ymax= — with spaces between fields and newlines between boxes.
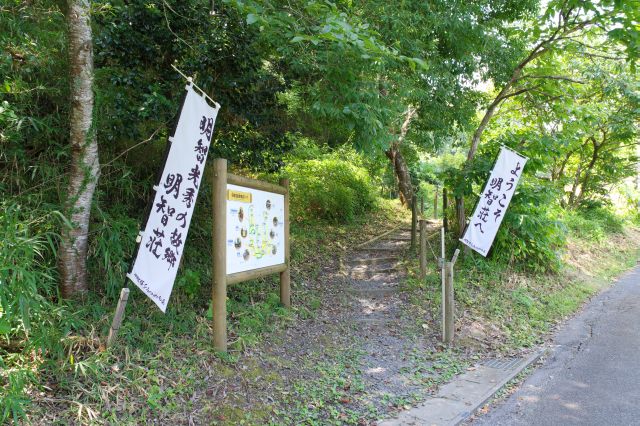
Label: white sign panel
xmin=226 ymin=184 xmax=285 ymax=275
xmin=128 ymin=84 xmax=220 ymax=312
xmin=460 ymin=146 xmax=527 ymax=257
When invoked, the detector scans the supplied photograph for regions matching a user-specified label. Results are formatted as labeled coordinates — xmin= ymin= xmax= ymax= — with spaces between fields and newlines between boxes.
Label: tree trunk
xmin=567 ymin=160 xmax=583 ymax=207
xmin=385 ymin=144 xmax=413 ymax=206
xmin=575 ymin=137 xmax=603 ymax=206
xmin=59 ymin=0 xmax=100 ymax=298
xmin=385 ymin=106 xmax=416 ymax=207
xmin=455 ymin=197 xmax=465 ymax=237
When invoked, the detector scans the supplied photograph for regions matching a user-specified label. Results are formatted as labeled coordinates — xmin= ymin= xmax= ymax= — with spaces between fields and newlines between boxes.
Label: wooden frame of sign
xmin=211 ymin=158 xmax=291 ymax=352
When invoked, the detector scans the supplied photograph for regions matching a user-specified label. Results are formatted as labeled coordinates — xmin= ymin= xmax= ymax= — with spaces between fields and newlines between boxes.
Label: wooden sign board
xmin=212 ymin=159 xmax=290 ymax=352
xmin=226 ymin=184 xmax=286 ymax=275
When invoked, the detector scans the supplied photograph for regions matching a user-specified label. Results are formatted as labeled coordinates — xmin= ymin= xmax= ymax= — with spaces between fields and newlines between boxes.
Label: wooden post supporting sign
xmin=212 ymin=158 xmax=228 ymax=352
xmin=279 ymin=178 xmax=291 ymax=308
xmin=211 ymin=158 xmax=291 ymax=352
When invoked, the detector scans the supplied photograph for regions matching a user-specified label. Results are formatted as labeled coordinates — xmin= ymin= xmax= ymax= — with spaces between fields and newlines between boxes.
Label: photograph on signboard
xmin=226 ymin=184 xmax=286 ymax=275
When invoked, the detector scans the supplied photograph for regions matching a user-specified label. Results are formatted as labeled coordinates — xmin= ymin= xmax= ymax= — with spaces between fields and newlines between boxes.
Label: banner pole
xmin=106 ymin=288 xmax=130 ymax=348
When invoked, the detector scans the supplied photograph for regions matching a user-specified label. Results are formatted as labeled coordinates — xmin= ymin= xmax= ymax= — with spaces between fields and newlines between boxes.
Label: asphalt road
xmin=473 ymin=264 xmax=640 ymax=426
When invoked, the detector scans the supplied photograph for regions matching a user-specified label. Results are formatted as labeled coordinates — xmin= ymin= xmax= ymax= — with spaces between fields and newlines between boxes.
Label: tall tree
xmin=455 ymin=0 xmax=640 ymax=235
xmin=59 ymin=0 xmax=99 ymax=297
xmin=227 ymin=0 xmax=537 ymax=207
xmin=385 ymin=106 xmax=417 ymax=205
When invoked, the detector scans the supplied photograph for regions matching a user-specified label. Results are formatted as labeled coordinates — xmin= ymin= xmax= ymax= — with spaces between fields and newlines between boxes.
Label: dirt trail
xmin=195 ymin=222 xmax=449 ymax=425
xmin=343 ymin=224 xmax=443 ymax=414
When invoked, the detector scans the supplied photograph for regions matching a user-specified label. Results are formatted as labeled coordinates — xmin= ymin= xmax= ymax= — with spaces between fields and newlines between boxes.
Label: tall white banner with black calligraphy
xmin=460 ymin=146 xmax=527 ymax=257
xmin=128 ymin=84 xmax=220 ymax=312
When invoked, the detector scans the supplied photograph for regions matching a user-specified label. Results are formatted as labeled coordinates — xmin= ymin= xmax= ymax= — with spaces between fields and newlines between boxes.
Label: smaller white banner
xmin=226 ymin=184 xmax=285 ymax=275
xmin=460 ymin=146 xmax=527 ymax=257
xmin=128 ymin=84 xmax=220 ymax=312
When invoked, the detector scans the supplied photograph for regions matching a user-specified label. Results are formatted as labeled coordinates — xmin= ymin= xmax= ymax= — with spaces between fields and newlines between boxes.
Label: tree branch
xmin=514 ymin=75 xmax=585 ymax=84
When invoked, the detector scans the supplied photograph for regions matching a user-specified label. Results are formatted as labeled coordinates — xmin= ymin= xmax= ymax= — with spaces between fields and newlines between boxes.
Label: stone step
xmin=347 ymin=256 xmax=399 ymax=265
xmin=370 ymin=240 xmax=410 ymax=250
xmin=349 ymin=287 xmax=398 ymax=297
xmin=350 ymin=268 xmax=399 ymax=280
xmin=358 ymin=247 xmax=405 ymax=254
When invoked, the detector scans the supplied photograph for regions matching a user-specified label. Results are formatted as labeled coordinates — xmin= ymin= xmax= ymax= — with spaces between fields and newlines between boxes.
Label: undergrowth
xmin=405 ymin=208 xmax=640 ymax=353
xmin=9 ymin=196 xmax=406 ymax=424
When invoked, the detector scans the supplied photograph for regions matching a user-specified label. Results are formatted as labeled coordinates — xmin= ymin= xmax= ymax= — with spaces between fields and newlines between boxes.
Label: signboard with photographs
xmin=226 ymin=184 xmax=286 ymax=274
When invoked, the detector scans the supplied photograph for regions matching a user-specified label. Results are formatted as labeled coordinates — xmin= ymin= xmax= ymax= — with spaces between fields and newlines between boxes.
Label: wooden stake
xmin=279 ymin=178 xmax=291 ymax=307
xmin=106 ymin=288 xmax=130 ymax=348
xmin=433 ymin=186 xmax=439 ymax=219
xmin=440 ymin=227 xmax=446 ymax=342
xmin=212 ymin=158 xmax=228 ymax=352
xmin=411 ymin=195 xmax=418 ymax=250
xmin=444 ymin=261 xmax=455 ymax=345
xmin=443 ymin=188 xmax=448 ymax=232
xmin=419 ymin=219 xmax=427 ymax=279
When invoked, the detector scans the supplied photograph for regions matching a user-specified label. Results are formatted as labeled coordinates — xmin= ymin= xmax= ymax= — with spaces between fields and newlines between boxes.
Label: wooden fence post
xmin=444 ymin=261 xmax=455 ymax=345
xmin=411 ymin=195 xmax=417 ymax=250
xmin=212 ymin=158 xmax=228 ymax=352
xmin=419 ymin=219 xmax=427 ymax=279
xmin=442 ymin=188 xmax=448 ymax=232
xmin=433 ymin=186 xmax=439 ymax=219
xmin=279 ymin=178 xmax=291 ymax=307
xmin=440 ymin=227 xmax=445 ymax=341
xmin=443 ymin=248 xmax=459 ymax=345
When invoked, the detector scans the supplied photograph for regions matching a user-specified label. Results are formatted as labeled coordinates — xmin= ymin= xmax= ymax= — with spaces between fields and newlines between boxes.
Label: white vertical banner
xmin=128 ymin=84 xmax=220 ymax=312
xmin=460 ymin=146 xmax=527 ymax=257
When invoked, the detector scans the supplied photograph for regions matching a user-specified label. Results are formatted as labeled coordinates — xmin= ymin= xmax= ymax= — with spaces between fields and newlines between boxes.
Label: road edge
xmin=453 ymin=349 xmax=547 ymax=425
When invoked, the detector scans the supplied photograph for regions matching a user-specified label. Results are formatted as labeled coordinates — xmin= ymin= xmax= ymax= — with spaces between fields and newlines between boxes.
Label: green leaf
xmin=0 ymin=318 xmax=10 ymax=335
xmin=246 ymin=13 xmax=259 ymax=25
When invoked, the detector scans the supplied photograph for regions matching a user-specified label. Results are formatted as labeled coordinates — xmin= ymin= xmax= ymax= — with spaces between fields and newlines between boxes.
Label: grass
xmin=10 ymin=200 xmax=640 ymax=425
xmin=400 ymin=348 xmax=470 ymax=390
xmin=404 ymin=215 xmax=640 ymax=354
xmin=21 ymin=198 xmax=409 ymax=424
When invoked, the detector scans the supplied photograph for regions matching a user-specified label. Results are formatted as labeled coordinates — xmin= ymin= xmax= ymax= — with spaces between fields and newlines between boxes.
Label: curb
xmin=452 ymin=349 xmax=547 ymax=425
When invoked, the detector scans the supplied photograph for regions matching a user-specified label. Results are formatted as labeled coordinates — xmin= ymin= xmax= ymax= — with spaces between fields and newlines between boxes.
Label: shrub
xmin=283 ymin=147 xmax=377 ymax=223
xmin=0 ymin=203 xmax=85 ymax=422
xmin=491 ymin=183 xmax=566 ymax=272
xmin=564 ymin=204 xmax=626 ymax=242
xmin=0 ymin=203 xmax=56 ymax=421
